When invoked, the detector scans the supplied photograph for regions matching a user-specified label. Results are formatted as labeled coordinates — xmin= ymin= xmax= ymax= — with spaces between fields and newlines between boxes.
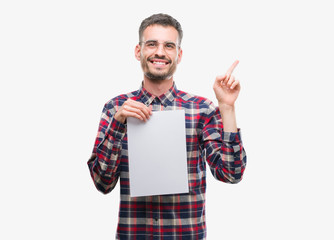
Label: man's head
xmin=135 ymin=13 xmax=183 ymax=82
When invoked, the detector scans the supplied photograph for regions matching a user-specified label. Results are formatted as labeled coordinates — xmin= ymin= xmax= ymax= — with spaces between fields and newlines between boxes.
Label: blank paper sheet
xmin=127 ymin=110 xmax=189 ymax=197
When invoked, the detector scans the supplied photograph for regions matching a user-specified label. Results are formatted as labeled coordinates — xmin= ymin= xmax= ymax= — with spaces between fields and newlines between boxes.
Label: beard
xmin=141 ymin=55 xmax=177 ymax=82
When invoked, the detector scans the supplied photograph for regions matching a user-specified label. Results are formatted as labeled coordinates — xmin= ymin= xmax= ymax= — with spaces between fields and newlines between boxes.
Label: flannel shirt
xmin=87 ymin=83 xmax=247 ymax=240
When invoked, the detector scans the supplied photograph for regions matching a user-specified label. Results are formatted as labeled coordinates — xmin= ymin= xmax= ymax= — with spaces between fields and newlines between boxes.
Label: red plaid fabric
xmin=88 ymin=83 xmax=247 ymax=240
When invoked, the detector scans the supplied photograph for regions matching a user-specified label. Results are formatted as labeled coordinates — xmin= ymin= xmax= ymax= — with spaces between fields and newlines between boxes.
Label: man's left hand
xmin=213 ymin=60 xmax=241 ymax=107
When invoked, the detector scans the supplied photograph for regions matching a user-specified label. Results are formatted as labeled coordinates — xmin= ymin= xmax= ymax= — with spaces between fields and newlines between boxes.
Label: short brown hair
xmin=139 ymin=13 xmax=183 ymax=45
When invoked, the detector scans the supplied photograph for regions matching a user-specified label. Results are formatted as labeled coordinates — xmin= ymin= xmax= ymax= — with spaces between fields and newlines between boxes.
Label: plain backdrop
xmin=1 ymin=0 xmax=333 ymax=239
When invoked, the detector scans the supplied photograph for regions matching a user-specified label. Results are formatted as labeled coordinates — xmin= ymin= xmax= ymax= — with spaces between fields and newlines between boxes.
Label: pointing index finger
xmin=226 ymin=60 xmax=239 ymax=75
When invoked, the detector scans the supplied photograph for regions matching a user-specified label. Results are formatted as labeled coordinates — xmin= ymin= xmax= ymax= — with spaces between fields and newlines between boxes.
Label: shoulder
xmin=177 ymin=89 xmax=216 ymax=112
xmin=102 ymin=89 xmax=140 ymax=112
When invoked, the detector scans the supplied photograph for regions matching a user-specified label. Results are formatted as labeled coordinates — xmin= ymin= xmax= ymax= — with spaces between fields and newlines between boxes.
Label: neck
xmin=143 ymin=77 xmax=174 ymax=97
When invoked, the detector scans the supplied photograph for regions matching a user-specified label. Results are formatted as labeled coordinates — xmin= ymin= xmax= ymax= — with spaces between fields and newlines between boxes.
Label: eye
xmin=145 ymin=41 xmax=157 ymax=48
xmin=165 ymin=43 xmax=176 ymax=50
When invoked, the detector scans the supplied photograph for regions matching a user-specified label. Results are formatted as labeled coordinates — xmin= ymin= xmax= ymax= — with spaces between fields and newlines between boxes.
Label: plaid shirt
xmin=88 ymin=83 xmax=247 ymax=240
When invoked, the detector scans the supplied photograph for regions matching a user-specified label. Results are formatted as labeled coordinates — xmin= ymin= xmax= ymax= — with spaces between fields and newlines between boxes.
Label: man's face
xmin=135 ymin=25 xmax=183 ymax=82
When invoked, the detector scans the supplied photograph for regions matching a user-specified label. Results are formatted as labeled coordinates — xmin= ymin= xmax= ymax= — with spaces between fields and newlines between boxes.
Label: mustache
xmin=147 ymin=56 xmax=172 ymax=64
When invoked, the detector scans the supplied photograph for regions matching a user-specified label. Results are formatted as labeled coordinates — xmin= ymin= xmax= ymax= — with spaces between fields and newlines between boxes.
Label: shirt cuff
xmin=222 ymin=128 xmax=242 ymax=143
xmin=107 ymin=117 xmax=126 ymax=139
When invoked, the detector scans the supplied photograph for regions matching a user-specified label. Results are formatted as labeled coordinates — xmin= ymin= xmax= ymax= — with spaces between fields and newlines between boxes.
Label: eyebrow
xmin=146 ymin=40 xmax=175 ymax=43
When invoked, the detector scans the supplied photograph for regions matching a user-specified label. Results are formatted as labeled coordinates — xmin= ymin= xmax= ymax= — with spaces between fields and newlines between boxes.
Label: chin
xmin=145 ymin=72 xmax=171 ymax=81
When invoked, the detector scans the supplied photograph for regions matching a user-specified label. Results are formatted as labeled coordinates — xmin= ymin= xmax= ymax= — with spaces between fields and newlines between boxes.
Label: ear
xmin=135 ymin=44 xmax=141 ymax=61
xmin=176 ymin=47 xmax=183 ymax=64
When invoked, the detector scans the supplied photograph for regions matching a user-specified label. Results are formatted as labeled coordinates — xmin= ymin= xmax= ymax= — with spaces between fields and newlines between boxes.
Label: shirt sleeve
xmin=87 ymin=102 xmax=126 ymax=194
xmin=201 ymin=105 xmax=247 ymax=183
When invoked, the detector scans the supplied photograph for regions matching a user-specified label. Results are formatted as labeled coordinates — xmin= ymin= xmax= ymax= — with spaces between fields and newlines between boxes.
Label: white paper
xmin=127 ymin=110 xmax=189 ymax=197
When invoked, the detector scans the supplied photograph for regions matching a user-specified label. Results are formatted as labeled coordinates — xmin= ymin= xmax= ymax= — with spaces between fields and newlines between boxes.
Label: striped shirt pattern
xmin=87 ymin=83 xmax=247 ymax=239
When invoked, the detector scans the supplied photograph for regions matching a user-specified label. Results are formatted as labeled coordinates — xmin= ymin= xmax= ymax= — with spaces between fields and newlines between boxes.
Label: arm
xmin=204 ymin=60 xmax=246 ymax=183
xmin=202 ymin=106 xmax=246 ymax=183
xmin=87 ymin=103 xmax=126 ymax=194
xmin=87 ymin=99 xmax=152 ymax=194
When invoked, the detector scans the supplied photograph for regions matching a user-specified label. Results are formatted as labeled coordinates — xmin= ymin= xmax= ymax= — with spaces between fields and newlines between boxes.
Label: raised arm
xmin=205 ymin=60 xmax=246 ymax=182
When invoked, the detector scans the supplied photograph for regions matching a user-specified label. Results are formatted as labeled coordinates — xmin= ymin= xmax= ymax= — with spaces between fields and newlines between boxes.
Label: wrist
xmin=218 ymin=102 xmax=235 ymax=112
xmin=218 ymin=103 xmax=238 ymax=133
xmin=114 ymin=112 xmax=126 ymax=124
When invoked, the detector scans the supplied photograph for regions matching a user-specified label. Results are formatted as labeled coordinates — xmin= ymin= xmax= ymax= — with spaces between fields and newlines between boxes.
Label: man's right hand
xmin=114 ymin=99 xmax=152 ymax=123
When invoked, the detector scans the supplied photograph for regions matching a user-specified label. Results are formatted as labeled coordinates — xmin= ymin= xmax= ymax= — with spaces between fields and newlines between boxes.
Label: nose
xmin=154 ymin=42 xmax=166 ymax=56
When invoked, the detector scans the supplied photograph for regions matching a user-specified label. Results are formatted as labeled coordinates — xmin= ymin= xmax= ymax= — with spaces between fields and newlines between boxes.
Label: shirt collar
xmin=138 ymin=82 xmax=178 ymax=107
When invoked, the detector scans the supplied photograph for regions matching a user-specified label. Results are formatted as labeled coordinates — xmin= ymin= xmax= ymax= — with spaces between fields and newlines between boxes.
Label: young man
xmin=88 ymin=13 xmax=246 ymax=240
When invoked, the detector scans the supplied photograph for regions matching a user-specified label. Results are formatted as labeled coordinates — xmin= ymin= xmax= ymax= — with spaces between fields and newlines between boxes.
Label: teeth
xmin=153 ymin=61 xmax=166 ymax=65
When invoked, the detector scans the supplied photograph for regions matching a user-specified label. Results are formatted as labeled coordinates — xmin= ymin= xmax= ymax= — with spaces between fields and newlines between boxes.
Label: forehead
xmin=142 ymin=25 xmax=179 ymax=42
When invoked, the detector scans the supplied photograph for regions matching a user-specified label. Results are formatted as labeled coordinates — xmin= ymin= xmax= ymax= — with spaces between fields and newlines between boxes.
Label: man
xmin=88 ymin=13 xmax=246 ymax=239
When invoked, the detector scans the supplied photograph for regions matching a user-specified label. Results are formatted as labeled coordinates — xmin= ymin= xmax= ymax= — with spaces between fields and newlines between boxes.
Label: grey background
xmin=1 ymin=0 xmax=333 ymax=239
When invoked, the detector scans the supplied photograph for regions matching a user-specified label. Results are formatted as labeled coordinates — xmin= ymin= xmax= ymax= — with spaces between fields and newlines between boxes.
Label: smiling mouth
xmin=148 ymin=58 xmax=171 ymax=66
xmin=152 ymin=61 xmax=168 ymax=65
